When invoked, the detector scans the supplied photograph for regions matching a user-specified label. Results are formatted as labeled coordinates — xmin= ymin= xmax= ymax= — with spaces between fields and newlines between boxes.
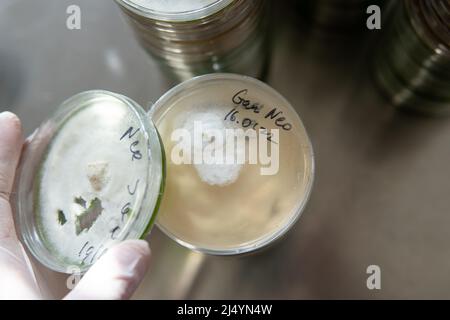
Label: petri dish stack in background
xmin=374 ymin=0 xmax=450 ymax=115
xmin=116 ymin=0 xmax=271 ymax=81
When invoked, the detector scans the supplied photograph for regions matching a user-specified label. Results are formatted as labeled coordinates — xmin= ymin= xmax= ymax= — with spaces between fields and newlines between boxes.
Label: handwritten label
xmin=225 ymin=89 xmax=293 ymax=144
xmin=109 ymin=126 xmax=143 ymax=238
xmin=120 ymin=127 xmax=143 ymax=161
xmin=76 ymin=126 xmax=143 ymax=265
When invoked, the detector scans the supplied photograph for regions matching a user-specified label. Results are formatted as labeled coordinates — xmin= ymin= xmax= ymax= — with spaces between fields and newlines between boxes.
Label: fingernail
xmin=0 ymin=111 xmax=18 ymax=121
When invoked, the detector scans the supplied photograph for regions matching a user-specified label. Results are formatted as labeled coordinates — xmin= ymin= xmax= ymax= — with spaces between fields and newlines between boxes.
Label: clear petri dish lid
xmin=115 ymin=0 xmax=235 ymax=22
xmin=149 ymin=73 xmax=315 ymax=255
xmin=14 ymin=90 xmax=165 ymax=273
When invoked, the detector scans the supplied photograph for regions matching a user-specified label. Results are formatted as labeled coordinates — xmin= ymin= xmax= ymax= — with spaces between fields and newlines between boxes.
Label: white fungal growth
xmin=175 ymin=108 xmax=244 ymax=186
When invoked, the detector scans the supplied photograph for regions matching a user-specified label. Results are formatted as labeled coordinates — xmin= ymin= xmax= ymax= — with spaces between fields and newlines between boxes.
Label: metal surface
xmin=1 ymin=0 xmax=450 ymax=299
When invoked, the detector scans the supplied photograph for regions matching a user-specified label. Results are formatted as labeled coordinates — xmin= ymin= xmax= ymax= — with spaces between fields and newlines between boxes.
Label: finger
xmin=0 ymin=111 xmax=23 ymax=240
xmin=0 ymin=241 xmax=42 ymax=300
xmin=0 ymin=112 xmax=42 ymax=299
xmin=64 ymin=240 xmax=151 ymax=300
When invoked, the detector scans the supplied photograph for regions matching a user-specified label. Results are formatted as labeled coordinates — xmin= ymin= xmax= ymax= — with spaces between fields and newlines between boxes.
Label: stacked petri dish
xmin=116 ymin=0 xmax=271 ymax=81
xmin=374 ymin=0 xmax=450 ymax=115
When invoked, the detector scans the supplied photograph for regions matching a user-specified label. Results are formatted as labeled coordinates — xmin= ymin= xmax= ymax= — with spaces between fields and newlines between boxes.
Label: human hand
xmin=0 ymin=111 xmax=151 ymax=300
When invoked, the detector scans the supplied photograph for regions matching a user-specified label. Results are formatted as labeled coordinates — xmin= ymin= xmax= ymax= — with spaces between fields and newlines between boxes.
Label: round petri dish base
xmin=150 ymin=74 xmax=315 ymax=255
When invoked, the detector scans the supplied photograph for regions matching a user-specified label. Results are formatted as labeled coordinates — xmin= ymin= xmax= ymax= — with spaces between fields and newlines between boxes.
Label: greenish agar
xmin=74 ymin=196 xmax=87 ymax=208
xmin=57 ymin=210 xmax=67 ymax=226
xmin=75 ymin=198 xmax=104 ymax=236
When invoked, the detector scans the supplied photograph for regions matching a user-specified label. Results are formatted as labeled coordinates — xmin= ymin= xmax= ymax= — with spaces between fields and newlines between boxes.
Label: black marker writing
xmin=265 ymin=108 xmax=292 ymax=131
xmin=127 ymin=179 xmax=140 ymax=196
xmin=120 ymin=127 xmax=140 ymax=141
xmin=130 ymin=141 xmax=142 ymax=161
xmin=232 ymin=89 xmax=263 ymax=113
xmin=110 ymin=226 xmax=120 ymax=240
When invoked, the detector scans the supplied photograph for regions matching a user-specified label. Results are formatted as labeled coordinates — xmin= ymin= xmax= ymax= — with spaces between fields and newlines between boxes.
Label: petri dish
xmin=116 ymin=0 xmax=235 ymax=22
xmin=373 ymin=0 xmax=450 ymax=115
xmin=115 ymin=0 xmax=270 ymax=81
xmin=15 ymin=91 xmax=165 ymax=273
xmin=150 ymin=74 xmax=314 ymax=255
xmin=15 ymin=74 xmax=314 ymax=273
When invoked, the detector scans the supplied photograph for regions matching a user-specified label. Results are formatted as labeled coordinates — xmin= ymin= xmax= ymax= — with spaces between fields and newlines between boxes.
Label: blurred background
xmin=1 ymin=0 xmax=450 ymax=299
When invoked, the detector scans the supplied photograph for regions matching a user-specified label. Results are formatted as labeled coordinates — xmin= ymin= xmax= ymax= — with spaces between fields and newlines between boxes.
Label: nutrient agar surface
xmin=151 ymin=75 xmax=314 ymax=253
xmin=34 ymin=94 xmax=150 ymax=267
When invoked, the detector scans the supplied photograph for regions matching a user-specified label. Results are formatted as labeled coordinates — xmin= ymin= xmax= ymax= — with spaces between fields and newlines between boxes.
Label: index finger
xmin=0 ymin=111 xmax=24 ymax=239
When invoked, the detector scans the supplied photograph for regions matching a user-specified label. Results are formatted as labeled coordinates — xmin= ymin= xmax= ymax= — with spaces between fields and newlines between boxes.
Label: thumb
xmin=64 ymin=240 xmax=151 ymax=300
